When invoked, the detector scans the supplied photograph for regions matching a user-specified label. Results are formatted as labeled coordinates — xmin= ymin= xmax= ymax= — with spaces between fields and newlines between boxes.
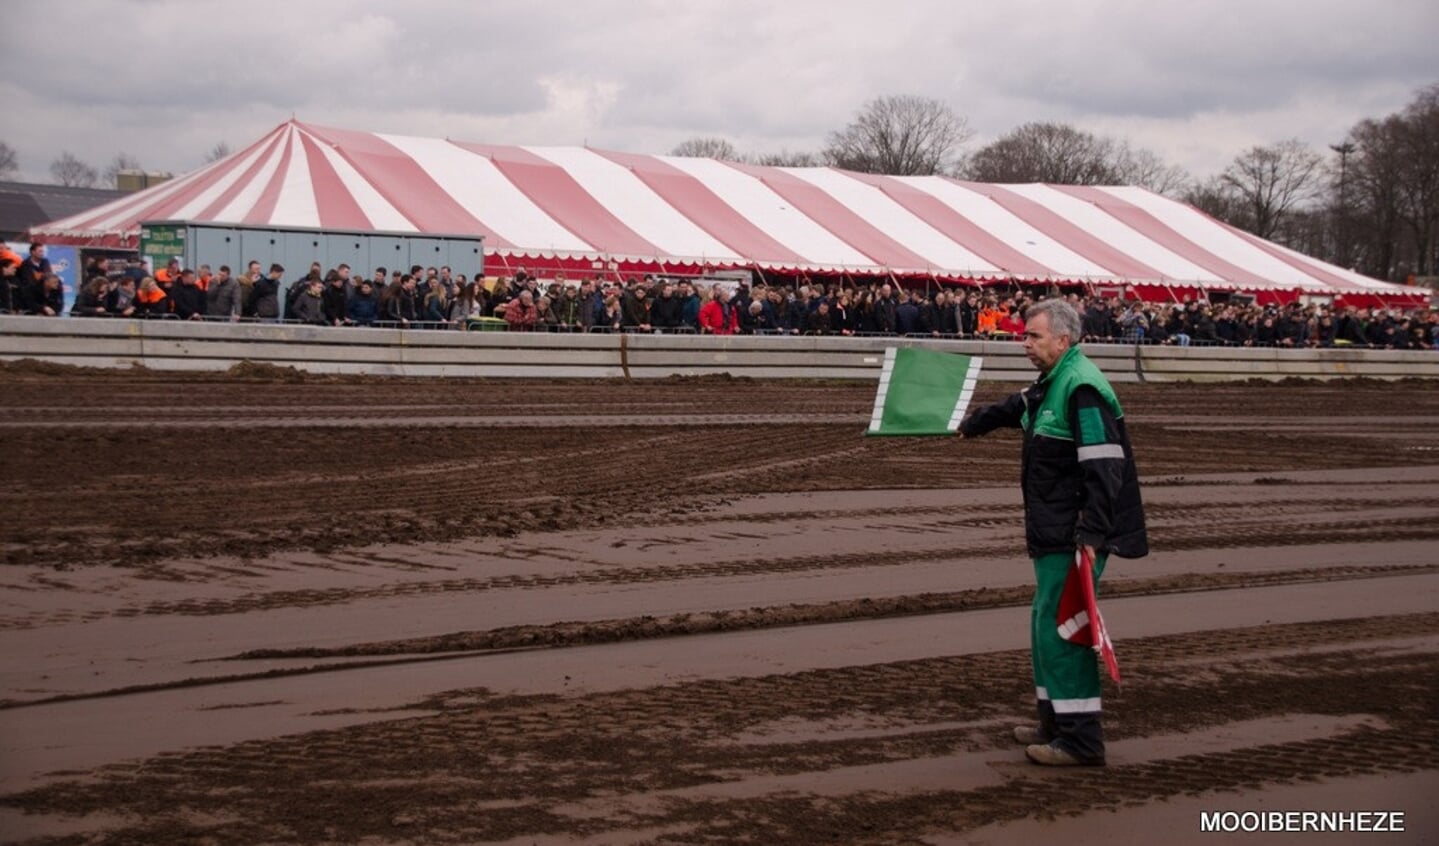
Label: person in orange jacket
xmin=976 ymin=299 xmax=1004 ymax=336
xmin=135 ymin=276 xmax=170 ymax=317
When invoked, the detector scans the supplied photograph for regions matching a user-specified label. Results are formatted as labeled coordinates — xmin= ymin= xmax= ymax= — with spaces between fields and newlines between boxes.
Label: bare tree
xmin=1218 ymin=139 xmax=1324 ymax=240
xmin=203 ymin=141 xmax=233 ymax=164
xmin=102 ymin=152 xmax=143 ymax=187
xmin=50 ymin=151 xmax=98 ymax=187
xmin=964 ymin=122 xmax=1120 ymax=184
xmin=0 ymin=141 xmax=17 ymax=179
xmin=1184 ymin=175 xmax=1246 ymax=224
xmin=824 ymin=95 xmax=971 ymax=176
xmin=1394 ymin=83 xmax=1439 ymax=276
xmin=1345 ymin=116 xmax=1406 ymax=278
xmin=753 ymin=149 xmax=823 ymax=167
xmin=670 ymin=137 xmax=741 ymax=161
xmin=1111 ymin=144 xmax=1190 ymax=196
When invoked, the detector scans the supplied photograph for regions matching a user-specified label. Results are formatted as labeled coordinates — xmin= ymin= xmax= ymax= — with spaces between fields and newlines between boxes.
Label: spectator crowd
xmin=2 ymin=242 xmax=1436 ymax=350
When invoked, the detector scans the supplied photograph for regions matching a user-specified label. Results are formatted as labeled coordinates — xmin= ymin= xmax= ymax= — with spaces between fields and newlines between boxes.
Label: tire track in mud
xmin=3 ymin=565 xmax=1432 ymax=708
xmin=4 ymin=493 xmax=1435 ymax=629
xmin=2 ymin=613 xmax=1434 ymax=845
xmin=5 ymin=374 xmax=1437 ymax=570
xmin=221 ymin=564 xmax=1438 ymax=662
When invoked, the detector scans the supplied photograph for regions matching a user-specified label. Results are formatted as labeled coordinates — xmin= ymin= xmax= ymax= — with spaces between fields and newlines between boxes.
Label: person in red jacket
xmin=698 ymin=284 xmax=740 ymax=335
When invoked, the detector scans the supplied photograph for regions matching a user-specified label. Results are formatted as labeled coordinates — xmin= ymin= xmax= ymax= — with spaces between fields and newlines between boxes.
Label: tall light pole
xmin=1329 ymin=140 xmax=1356 ymax=267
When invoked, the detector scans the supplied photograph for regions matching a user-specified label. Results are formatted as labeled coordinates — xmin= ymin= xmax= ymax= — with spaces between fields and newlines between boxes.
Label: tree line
xmin=0 ymin=142 xmax=232 ymax=192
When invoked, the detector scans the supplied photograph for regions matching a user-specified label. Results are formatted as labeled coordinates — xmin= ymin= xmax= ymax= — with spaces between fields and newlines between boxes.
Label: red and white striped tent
xmin=31 ymin=120 xmax=1421 ymax=306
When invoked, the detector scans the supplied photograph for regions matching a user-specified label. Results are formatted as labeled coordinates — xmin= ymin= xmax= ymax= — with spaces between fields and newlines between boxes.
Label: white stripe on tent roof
xmin=169 ymin=141 xmax=275 ymax=222
xmin=897 ymin=177 xmax=1114 ymax=279
xmin=379 ymin=134 xmax=592 ymax=251
xmin=1096 ymin=187 xmax=1325 ymax=291
xmin=786 ymin=168 xmax=1000 ymax=274
xmin=306 ymin=130 xmax=418 ymax=232
xmin=215 ymin=128 xmax=292 ymax=222
xmin=1004 ymin=184 xmax=1216 ymax=283
xmin=1263 ymin=238 xmax=1399 ymax=291
xmin=270 ymin=131 xmax=321 ymax=228
xmin=661 ymin=156 xmax=877 ymax=268
xmin=524 ymin=147 xmax=739 ymax=261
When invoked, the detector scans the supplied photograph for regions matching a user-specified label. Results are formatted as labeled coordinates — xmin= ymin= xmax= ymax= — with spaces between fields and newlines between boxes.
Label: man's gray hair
xmin=1025 ymin=298 xmax=1082 ymax=343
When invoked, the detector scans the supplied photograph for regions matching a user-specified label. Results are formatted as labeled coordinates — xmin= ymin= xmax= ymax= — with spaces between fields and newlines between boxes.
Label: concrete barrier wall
xmin=2 ymin=315 xmax=1437 ymax=382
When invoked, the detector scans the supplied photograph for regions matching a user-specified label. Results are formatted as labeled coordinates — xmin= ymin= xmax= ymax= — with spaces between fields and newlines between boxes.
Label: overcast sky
xmin=4 ymin=0 xmax=1436 ymax=188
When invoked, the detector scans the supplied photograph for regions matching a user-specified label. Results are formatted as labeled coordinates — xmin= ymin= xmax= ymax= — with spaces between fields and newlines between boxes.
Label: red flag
xmin=1056 ymin=547 xmax=1121 ymax=684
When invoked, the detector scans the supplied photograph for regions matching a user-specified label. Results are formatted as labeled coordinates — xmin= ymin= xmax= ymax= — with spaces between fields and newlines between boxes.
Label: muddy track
xmin=3 ymin=613 xmax=1434 ymax=844
xmin=4 ymin=368 xmax=1439 ymax=844
xmin=3 ymin=372 xmax=1436 ymax=570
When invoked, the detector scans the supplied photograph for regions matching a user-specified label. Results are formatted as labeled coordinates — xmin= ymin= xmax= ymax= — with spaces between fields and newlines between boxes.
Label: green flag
xmin=866 ymin=347 xmax=984 ymax=437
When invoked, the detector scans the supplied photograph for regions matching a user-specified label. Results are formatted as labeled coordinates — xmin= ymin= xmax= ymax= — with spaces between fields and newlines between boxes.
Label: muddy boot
xmin=1026 ymin=742 xmax=1104 ymax=767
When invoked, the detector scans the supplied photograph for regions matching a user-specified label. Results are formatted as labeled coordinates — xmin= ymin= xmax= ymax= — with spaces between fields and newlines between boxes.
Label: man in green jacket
xmin=960 ymin=298 xmax=1148 ymax=766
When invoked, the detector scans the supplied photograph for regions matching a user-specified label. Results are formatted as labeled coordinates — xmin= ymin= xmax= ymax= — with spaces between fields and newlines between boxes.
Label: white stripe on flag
xmin=868 ymin=348 xmax=898 ymax=432
xmin=946 ymin=355 xmax=984 ymax=432
xmin=1057 ymin=610 xmax=1090 ymax=640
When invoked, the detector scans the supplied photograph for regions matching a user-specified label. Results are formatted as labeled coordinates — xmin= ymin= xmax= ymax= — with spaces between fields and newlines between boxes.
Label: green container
xmin=469 ymin=317 xmax=508 ymax=333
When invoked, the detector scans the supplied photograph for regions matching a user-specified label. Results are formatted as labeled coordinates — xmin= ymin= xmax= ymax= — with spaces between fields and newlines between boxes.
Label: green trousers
xmin=1030 ymin=550 xmax=1107 ymax=762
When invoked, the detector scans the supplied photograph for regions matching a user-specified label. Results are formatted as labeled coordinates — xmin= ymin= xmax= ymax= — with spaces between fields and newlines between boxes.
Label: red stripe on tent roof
xmin=56 ymin=126 xmax=288 ymax=232
xmin=453 ymin=143 xmax=662 ymax=257
xmin=593 ymin=150 xmax=808 ymax=266
xmin=139 ymin=148 xmax=272 ymax=225
xmin=296 ymin=123 xmax=492 ymax=239
xmin=845 ymin=172 xmax=1057 ymax=278
xmin=242 ymin=129 xmax=295 ymax=226
xmin=1052 ymin=186 xmax=1273 ymax=287
xmin=1216 ymin=219 xmax=1368 ymax=292
xmin=297 ymin=133 xmax=372 ymax=230
xmin=194 ymin=130 xmax=289 ymax=222
xmin=724 ymin=163 xmax=931 ymax=270
xmin=968 ymin=181 xmax=1163 ymax=281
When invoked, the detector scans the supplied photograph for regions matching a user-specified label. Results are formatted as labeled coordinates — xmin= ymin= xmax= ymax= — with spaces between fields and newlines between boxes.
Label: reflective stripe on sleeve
xmin=1076 ymin=443 xmax=1125 ymax=462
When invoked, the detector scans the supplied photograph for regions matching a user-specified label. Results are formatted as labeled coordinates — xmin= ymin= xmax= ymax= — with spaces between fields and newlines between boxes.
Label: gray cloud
xmin=3 ymin=0 xmax=1435 ymax=185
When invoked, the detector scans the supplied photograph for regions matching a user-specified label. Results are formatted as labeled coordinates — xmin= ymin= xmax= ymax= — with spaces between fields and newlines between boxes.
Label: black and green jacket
xmin=960 ymin=346 xmax=1148 ymax=559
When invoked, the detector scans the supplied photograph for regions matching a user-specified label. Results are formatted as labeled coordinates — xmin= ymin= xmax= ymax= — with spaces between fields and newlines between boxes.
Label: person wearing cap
xmin=959 ymin=298 xmax=1147 ymax=767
